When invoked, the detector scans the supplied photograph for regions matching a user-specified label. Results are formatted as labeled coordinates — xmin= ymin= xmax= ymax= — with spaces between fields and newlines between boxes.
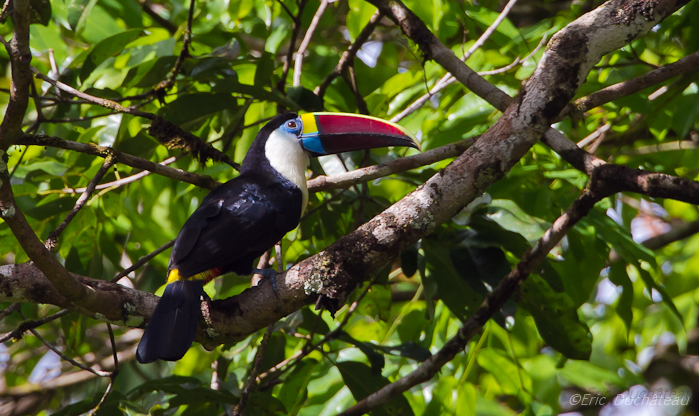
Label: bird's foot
xmin=252 ymin=268 xmax=280 ymax=299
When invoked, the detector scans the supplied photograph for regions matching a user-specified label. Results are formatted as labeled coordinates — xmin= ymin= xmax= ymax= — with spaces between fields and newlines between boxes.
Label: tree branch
xmin=292 ymin=0 xmax=329 ymax=87
xmin=0 ymin=0 xmax=32 ymax=149
xmin=31 ymin=67 xmax=240 ymax=169
xmin=16 ymin=134 xmax=221 ymax=190
xmin=306 ymin=137 xmax=476 ymax=192
xmin=154 ymin=0 xmax=196 ymax=93
xmin=45 ymin=156 xmax=115 ymax=250
xmin=563 ymin=49 xmax=699 ymax=119
xmin=278 ymin=0 xmax=309 ymax=92
xmin=315 ymin=10 xmax=384 ymax=100
xmin=337 ymin=168 xmax=612 ymax=415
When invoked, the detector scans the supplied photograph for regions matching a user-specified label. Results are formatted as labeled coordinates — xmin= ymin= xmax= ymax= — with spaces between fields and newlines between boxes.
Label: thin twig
xmin=139 ymin=0 xmax=177 ymax=34
xmin=292 ymin=0 xmax=329 ymax=87
xmin=111 ymin=239 xmax=176 ymax=283
xmin=232 ymin=324 xmax=274 ymax=416
xmin=278 ymin=0 xmax=310 ymax=91
xmin=307 ymin=136 xmax=477 ymax=192
xmin=0 ymin=303 xmax=20 ymax=322
xmin=337 ymin=177 xmax=611 ymax=416
xmin=87 ymin=323 xmax=119 ymax=415
xmin=18 ymin=310 xmax=112 ymax=377
xmin=32 ymin=67 xmax=240 ymax=169
xmin=391 ymin=30 xmax=546 ymax=124
xmin=45 ymin=156 xmax=116 ymax=250
xmin=0 ymin=0 xmax=11 ymax=23
xmin=275 ymin=0 xmax=293 ymax=18
xmin=0 ymin=309 xmax=71 ymax=344
xmin=315 ymin=10 xmax=384 ymax=99
xmin=31 ymin=67 xmax=155 ymax=119
xmin=17 ymin=134 xmax=221 ymax=190
xmin=50 ymin=156 xmax=181 ymax=196
xmin=155 ymin=0 xmax=196 ymax=92
xmin=564 ymin=49 xmax=699 ymax=120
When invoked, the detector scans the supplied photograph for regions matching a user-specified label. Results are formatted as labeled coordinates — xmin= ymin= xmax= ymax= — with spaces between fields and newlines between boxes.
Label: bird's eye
xmin=286 ymin=121 xmax=297 ymax=129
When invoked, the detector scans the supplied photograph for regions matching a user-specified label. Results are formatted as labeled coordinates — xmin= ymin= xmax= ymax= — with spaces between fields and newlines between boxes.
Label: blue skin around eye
xmin=280 ymin=118 xmax=303 ymax=136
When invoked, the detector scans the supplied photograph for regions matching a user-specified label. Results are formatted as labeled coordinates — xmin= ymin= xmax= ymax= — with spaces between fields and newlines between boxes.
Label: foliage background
xmin=1 ymin=0 xmax=699 ymax=414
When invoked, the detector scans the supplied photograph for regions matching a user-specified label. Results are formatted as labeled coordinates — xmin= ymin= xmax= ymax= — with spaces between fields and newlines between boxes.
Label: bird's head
xmin=242 ymin=112 xmax=420 ymax=174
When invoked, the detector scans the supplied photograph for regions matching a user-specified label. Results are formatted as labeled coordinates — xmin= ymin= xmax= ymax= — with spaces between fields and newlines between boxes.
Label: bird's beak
xmin=298 ymin=112 xmax=420 ymax=157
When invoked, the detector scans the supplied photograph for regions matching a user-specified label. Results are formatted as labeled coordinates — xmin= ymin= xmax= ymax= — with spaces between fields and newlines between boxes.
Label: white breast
xmin=264 ymin=130 xmax=310 ymax=213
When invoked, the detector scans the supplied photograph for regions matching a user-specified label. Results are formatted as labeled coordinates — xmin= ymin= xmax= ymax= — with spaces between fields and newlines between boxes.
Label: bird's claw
xmin=253 ymin=268 xmax=280 ymax=299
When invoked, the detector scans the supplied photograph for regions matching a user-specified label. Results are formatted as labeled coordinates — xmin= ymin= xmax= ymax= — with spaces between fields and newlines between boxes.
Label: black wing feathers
xmin=137 ymin=173 xmax=303 ymax=363
xmin=169 ymin=175 xmax=303 ymax=278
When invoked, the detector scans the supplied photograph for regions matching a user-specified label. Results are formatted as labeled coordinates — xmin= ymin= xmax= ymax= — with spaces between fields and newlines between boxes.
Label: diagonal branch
xmin=16 ymin=134 xmax=221 ymax=190
xmin=45 ymin=156 xmax=116 ymax=250
xmin=31 ymin=67 xmax=240 ymax=169
xmin=292 ymin=0 xmax=329 ymax=87
xmin=337 ymin=168 xmax=612 ymax=415
xmin=0 ymin=0 xmax=32 ymax=149
xmin=315 ymin=10 xmax=384 ymax=100
xmin=564 ymin=49 xmax=699 ymax=118
xmin=154 ymin=0 xmax=196 ymax=93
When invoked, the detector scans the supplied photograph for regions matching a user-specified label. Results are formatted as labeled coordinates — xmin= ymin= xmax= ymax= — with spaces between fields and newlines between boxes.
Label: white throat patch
xmin=265 ymin=129 xmax=310 ymax=213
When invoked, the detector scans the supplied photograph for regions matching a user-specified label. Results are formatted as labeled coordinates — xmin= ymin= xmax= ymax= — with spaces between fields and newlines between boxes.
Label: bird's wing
xmin=169 ymin=178 xmax=302 ymax=278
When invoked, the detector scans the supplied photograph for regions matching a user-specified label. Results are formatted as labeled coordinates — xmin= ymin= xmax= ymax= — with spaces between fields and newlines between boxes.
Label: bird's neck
xmin=263 ymin=130 xmax=310 ymax=213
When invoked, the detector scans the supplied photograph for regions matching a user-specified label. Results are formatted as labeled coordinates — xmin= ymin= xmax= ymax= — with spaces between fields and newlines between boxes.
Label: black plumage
xmin=137 ymin=114 xmax=303 ymax=364
xmin=136 ymin=112 xmax=418 ymax=363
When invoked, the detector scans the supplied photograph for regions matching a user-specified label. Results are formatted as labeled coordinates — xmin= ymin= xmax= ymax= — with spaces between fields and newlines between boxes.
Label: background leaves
xmin=1 ymin=0 xmax=699 ymax=414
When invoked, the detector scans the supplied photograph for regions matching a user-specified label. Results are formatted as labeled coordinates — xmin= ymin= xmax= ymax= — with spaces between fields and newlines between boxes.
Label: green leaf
xmin=400 ymin=244 xmax=419 ymax=277
xmin=254 ymin=52 xmax=274 ymax=89
xmin=25 ymin=197 xmax=74 ymax=220
xmin=241 ymin=392 xmax=288 ymax=415
xmin=158 ymin=93 xmax=239 ymax=125
xmin=277 ymin=359 xmax=316 ymax=412
xmin=552 ymin=229 xmax=608 ymax=307
xmin=672 ymin=92 xmax=699 ymax=139
xmin=212 ymin=79 xmax=301 ymax=110
xmin=519 ymin=275 xmax=592 ymax=360
xmin=80 ymin=29 xmax=145 ymax=82
xmin=287 ymin=86 xmax=324 ymax=112
xmin=629 ymin=260 xmax=683 ymax=324
xmin=337 ymin=361 xmax=414 ymax=416
xmin=30 ymin=0 xmax=52 ymax=26
xmin=67 ymin=0 xmax=98 ymax=34
xmin=347 ymin=0 xmax=378 ymax=41
xmin=127 ymin=376 xmax=204 ymax=400
xmin=422 ymin=238 xmax=483 ymax=321
xmin=123 ymin=56 xmax=178 ymax=88
xmin=476 ymin=348 xmax=529 ymax=398
xmin=608 ymin=262 xmax=633 ymax=334
xmin=338 ymin=332 xmax=386 ymax=373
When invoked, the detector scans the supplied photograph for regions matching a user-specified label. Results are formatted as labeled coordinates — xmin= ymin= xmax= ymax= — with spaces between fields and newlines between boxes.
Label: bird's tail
xmin=136 ymin=279 xmax=204 ymax=363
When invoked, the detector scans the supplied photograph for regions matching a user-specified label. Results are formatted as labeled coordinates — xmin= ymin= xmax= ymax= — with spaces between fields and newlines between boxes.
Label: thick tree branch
xmin=368 ymin=0 xmax=689 ymax=176
xmin=4 ymin=0 xmax=696 ymax=354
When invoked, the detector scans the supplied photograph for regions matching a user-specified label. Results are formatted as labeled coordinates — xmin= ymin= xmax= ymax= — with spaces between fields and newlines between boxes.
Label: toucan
xmin=136 ymin=112 xmax=419 ymax=363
